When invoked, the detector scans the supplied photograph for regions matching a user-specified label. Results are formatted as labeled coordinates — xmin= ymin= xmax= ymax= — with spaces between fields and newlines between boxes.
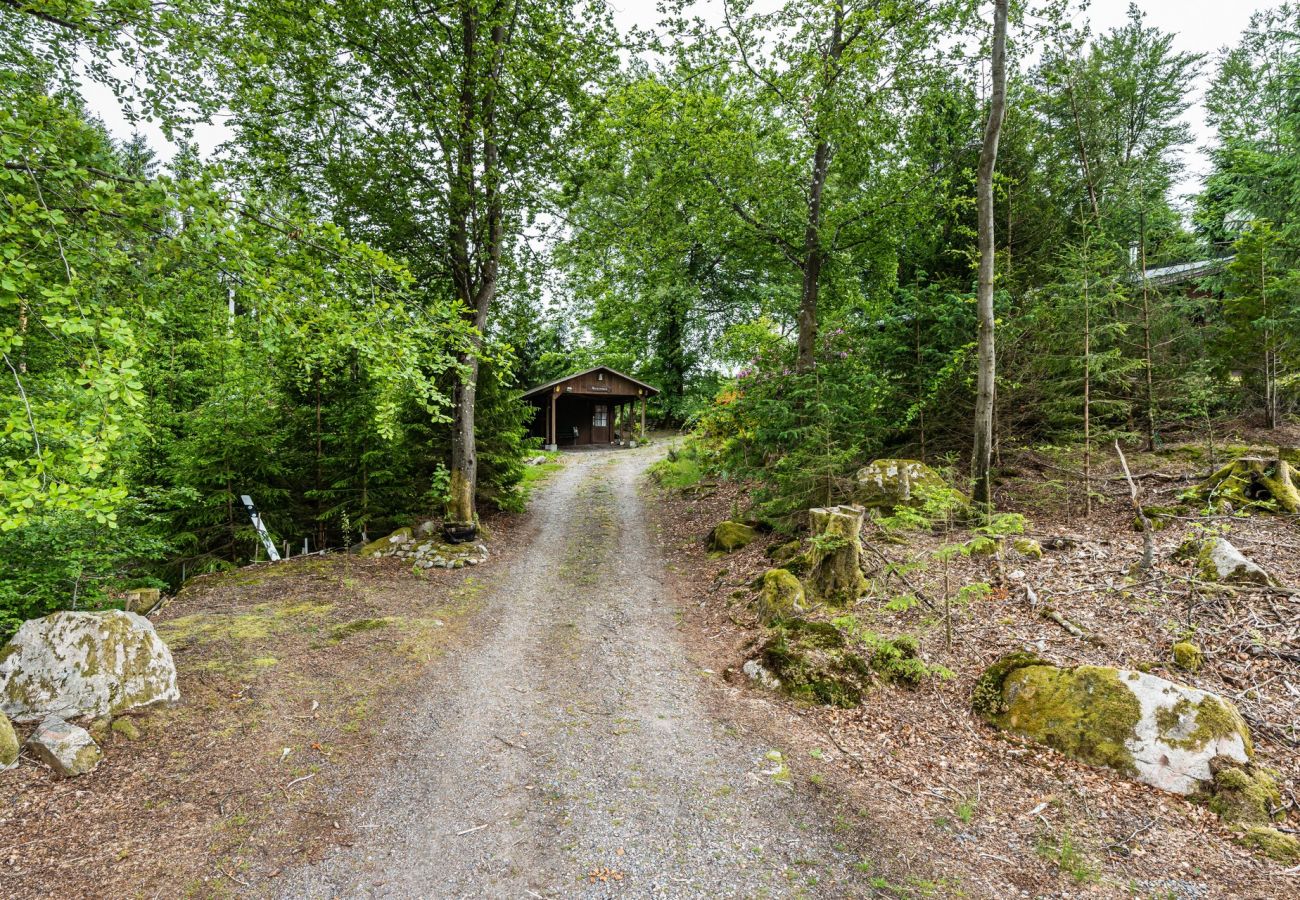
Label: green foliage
xmin=648 ymin=444 xmax=706 ymax=490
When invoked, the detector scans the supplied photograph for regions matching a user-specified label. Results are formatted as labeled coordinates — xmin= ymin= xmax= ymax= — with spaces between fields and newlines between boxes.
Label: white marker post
xmin=241 ymin=494 xmax=281 ymax=562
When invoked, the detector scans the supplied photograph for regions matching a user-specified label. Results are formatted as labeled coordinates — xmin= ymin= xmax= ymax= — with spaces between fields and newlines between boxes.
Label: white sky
xmin=84 ymin=0 xmax=1283 ymax=204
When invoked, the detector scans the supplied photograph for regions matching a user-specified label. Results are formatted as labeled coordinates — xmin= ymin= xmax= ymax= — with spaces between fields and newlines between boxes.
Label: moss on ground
xmin=329 ymin=617 xmax=395 ymax=642
xmin=756 ymin=569 xmax=805 ymax=624
xmin=1205 ymin=763 xmax=1281 ymax=825
xmin=1236 ymin=826 xmax=1300 ymax=863
xmin=1171 ymin=641 xmax=1203 ymax=673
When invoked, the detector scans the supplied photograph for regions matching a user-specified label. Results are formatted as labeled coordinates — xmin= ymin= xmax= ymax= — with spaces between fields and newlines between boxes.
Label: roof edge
xmin=521 ymin=365 xmax=659 ymax=400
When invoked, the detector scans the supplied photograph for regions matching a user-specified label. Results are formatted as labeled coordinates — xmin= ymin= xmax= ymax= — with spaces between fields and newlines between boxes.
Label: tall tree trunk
xmin=1138 ymin=212 xmax=1156 ymax=451
xmin=446 ymin=7 xmax=510 ymax=532
xmin=1082 ymin=232 xmax=1092 ymax=518
xmin=972 ymin=0 xmax=1009 ymax=510
xmin=794 ymin=4 xmax=845 ymax=372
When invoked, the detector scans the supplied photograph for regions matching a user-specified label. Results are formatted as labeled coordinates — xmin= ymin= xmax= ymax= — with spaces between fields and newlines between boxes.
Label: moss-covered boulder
xmin=755 ymin=569 xmax=806 ymax=624
xmin=973 ymin=654 xmax=1253 ymax=795
xmin=757 ymin=619 xmax=871 ymax=707
xmin=1203 ymin=760 xmax=1282 ymax=825
xmin=1171 ymin=641 xmax=1204 ymax=673
xmin=0 ymin=610 xmax=180 ymax=723
xmin=1237 ymin=826 xmax=1300 ymax=863
xmin=359 ymin=526 xmax=414 ymax=557
xmin=799 ymin=505 xmax=868 ymax=606
xmin=1178 ymin=535 xmax=1275 ymax=586
xmin=27 ymin=716 xmax=101 ymax=777
xmin=1200 ymin=457 xmax=1300 ymax=514
xmin=1010 ymin=538 xmax=1043 ymax=559
xmin=765 ymin=539 xmax=803 ymax=565
xmin=708 ymin=520 xmax=758 ymax=553
xmin=854 ymin=458 xmax=964 ymax=512
xmin=0 ymin=710 xmax=17 ymax=771
xmin=123 ymin=587 xmax=162 ymax=614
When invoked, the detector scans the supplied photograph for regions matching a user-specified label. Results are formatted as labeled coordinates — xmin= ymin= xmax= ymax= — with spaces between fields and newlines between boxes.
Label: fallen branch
xmin=1115 ymin=440 xmax=1154 ymax=572
xmin=493 ymin=734 xmax=529 ymax=752
xmin=1041 ymin=606 xmax=1103 ymax=645
xmin=454 ymin=823 xmax=489 ymax=836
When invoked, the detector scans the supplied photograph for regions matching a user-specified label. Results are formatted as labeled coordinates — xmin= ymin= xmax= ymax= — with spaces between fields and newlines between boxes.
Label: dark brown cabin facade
xmin=521 ymin=367 xmax=659 ymax=450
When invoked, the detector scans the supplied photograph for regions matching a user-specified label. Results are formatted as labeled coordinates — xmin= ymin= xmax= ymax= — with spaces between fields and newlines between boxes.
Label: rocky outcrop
xmin=756 ymin=619 xmax=871 ymax=708
xmin=854 ymin=458 xmax=964 ymax=512
xmin=974 ymin=653 xmax=1254 ymax=796
xmin=0 ymin=710 xmax=17 ymax=771
xmin=798 ymin=505 xmax=867 ymax=606
xmin=749 ymin=619 xmax=931 ymax=707
xmin=361 ymin=526 xmax=489 ymax=569
xmin=1178 ymin=535 xmax=1274 ymax=586
xmin=0 ymin=610 xmax=180 ymax=723
xmin=708 ymin=521 xmax=758 ymax=553
xmin=27 ymin=716 xmax=102 ymax=777
xmin=755 ymin=569 xmax=805 ymax=624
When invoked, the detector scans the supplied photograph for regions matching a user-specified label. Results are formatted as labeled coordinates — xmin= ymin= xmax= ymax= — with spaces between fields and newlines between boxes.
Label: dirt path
xmin=276 ymin=447 xmax=873 ymax=899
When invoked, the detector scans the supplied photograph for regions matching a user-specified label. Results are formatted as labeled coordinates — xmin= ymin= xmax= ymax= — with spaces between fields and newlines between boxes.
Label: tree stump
xmin=800 ymin=505 xmax=868 ymax=606
xmin=1201 ymin=457 xmax=1300 ymax=514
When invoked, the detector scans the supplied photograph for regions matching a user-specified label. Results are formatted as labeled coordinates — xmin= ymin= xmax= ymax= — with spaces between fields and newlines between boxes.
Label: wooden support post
xmin=640 ymin=396 xmax=646 ymax=438
xmin=549 ymin=390 xmax=558 ymax=449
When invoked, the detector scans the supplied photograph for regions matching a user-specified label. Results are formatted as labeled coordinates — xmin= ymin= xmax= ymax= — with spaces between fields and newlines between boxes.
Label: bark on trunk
xmin=446 ymin=9 xmax=510 ymax=530
xmin=972 ymin=0 xmax=1009 ymax=510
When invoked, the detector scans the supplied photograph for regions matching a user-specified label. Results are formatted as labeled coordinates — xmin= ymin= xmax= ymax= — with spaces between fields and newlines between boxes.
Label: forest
xmin=0 ymin=0 xmax=1295 ymax=630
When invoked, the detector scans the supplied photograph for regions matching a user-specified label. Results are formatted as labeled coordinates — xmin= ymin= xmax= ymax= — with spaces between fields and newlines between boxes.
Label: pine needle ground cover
xmin=650 ymin=428 xmax=1300 ymax=898
xmin=0 ymin=508 xmax=524 ymax=897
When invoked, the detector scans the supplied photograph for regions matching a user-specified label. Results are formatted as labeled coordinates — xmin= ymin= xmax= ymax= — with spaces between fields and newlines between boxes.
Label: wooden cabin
xmin=522 ymin=366 xmax=659 ymax=450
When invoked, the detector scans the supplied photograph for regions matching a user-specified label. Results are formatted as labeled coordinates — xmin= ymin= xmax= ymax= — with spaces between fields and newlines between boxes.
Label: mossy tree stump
xmin=800 ymin=505 xmax=868 ymax=607
xmin=1201 ymin=457 xmax=1300 ymax=514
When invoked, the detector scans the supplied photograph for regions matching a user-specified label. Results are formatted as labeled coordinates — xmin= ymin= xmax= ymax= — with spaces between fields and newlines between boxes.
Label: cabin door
xmin=591 ymin=403 xmax=610 ymax=444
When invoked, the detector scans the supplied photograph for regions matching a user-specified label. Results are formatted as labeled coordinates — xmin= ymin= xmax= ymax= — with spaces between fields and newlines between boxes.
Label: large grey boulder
xmin=1180 ymin=535 xmax=1274 ymax=586
xmin=854 ymin=458 xmax=964 ymax=512
xmin=0 ymin=710 xmax=17 ymax=771
xmin=26 ymin=716 xmax=102 ymax=777
xmin=974 ymin=654 xmax=1253 ymax=795
xmin=0 ymin=610 xmax=180 ymax=723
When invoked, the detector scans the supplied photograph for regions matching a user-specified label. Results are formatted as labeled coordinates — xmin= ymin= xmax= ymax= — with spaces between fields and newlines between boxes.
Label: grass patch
xmin=648 ymin=444 xmax=704 ymax=490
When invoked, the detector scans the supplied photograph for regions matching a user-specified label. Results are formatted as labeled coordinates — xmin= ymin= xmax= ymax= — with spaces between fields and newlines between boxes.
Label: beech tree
xmin=972 ymin=0 xmax=1008 ymax=509
xmin=216 ymin=0 xmax=615 ymax=533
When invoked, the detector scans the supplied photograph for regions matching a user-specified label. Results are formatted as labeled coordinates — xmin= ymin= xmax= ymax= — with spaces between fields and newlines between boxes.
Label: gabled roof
xmin=1131 ymin=256 xmax=1235 ymax=288
xmin=521 ymin=366 xmax=659 ymax=400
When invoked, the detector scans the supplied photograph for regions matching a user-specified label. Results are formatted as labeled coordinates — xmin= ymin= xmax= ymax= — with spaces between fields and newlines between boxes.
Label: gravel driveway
xmin=276 ymin=447 xmax=873 ymax=899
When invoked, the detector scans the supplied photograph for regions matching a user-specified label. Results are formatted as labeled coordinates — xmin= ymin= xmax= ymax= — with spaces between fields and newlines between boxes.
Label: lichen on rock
xmin=973 ymin=654 xmax=1254 ymax=795
xmin=360 ymin=526 xmax=414 ymax=557
xmin=853 ymin=458 xmax=966 ymax=512
xmin=755 ymin=569 xmax=805 ymax=625
xmin=26 ymin=716 xmax=102 ymax=777
xmin=708 ymin=521 xmax=758 ymax=553
xmin=0 ymin=610 xmax=180 ymax=723
xmin=1178 ymin=535 xmax=1274 ymax=586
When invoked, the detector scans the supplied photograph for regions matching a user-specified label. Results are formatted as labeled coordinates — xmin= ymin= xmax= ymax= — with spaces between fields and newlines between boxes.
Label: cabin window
xmin=593 ymin=404 xmax=608 ymax=427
